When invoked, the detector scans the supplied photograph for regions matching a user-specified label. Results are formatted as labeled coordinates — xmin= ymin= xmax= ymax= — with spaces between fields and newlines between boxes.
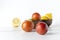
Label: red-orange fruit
xmin=32 ymin=12 xmax=41 ymax=20
xmin=22 ymin=20 xmax=34 ymax=32
xmin=36 ymin=22 xmax=48 ymax=35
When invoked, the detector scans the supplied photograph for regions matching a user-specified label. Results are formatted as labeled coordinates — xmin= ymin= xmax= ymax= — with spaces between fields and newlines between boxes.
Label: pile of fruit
xmin=22 ymin=12 xmax=52 ymax=35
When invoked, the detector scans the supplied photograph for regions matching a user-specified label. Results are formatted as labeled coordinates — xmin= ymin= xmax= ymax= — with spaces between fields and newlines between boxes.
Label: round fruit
xmin=45 ymin=13 xmax=52 ymax=19
xmin=22 ymin=20 xmax=34 ymax=32
xmin=36 ymin=22 xmax=48 ymax=35
xmin=32 ymin=12 xmax=41 ymax=20
xmin=12 ymin=18 xmax=20 ymax=27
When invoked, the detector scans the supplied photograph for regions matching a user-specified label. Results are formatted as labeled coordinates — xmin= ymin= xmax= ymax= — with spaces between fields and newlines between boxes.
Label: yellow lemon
xmin=41 ymin=16 xmax=49 ymax=20
xmin=45 ymin=13 xmax=52 ymax=19
xmin=12 ymin=18 xmax=20 ymax=27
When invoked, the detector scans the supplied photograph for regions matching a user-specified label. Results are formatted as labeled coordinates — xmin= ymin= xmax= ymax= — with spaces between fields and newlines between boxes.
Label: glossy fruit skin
xmin=22 ymin=20 xmax=34 ymax=32
xmin=36 ymin=22 xmax=48 ymax=35
xmin=32 ymin=12 xmax=41 ymax=20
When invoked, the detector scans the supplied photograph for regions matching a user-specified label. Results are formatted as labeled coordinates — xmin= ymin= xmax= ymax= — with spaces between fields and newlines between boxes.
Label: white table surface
xmin=0 ymin=25 xmax=60 ymax=40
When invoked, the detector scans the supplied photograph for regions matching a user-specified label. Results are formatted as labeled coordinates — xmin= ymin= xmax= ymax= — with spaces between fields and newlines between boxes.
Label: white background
xmin=0 ymin=0 xmax=60 ymax=40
